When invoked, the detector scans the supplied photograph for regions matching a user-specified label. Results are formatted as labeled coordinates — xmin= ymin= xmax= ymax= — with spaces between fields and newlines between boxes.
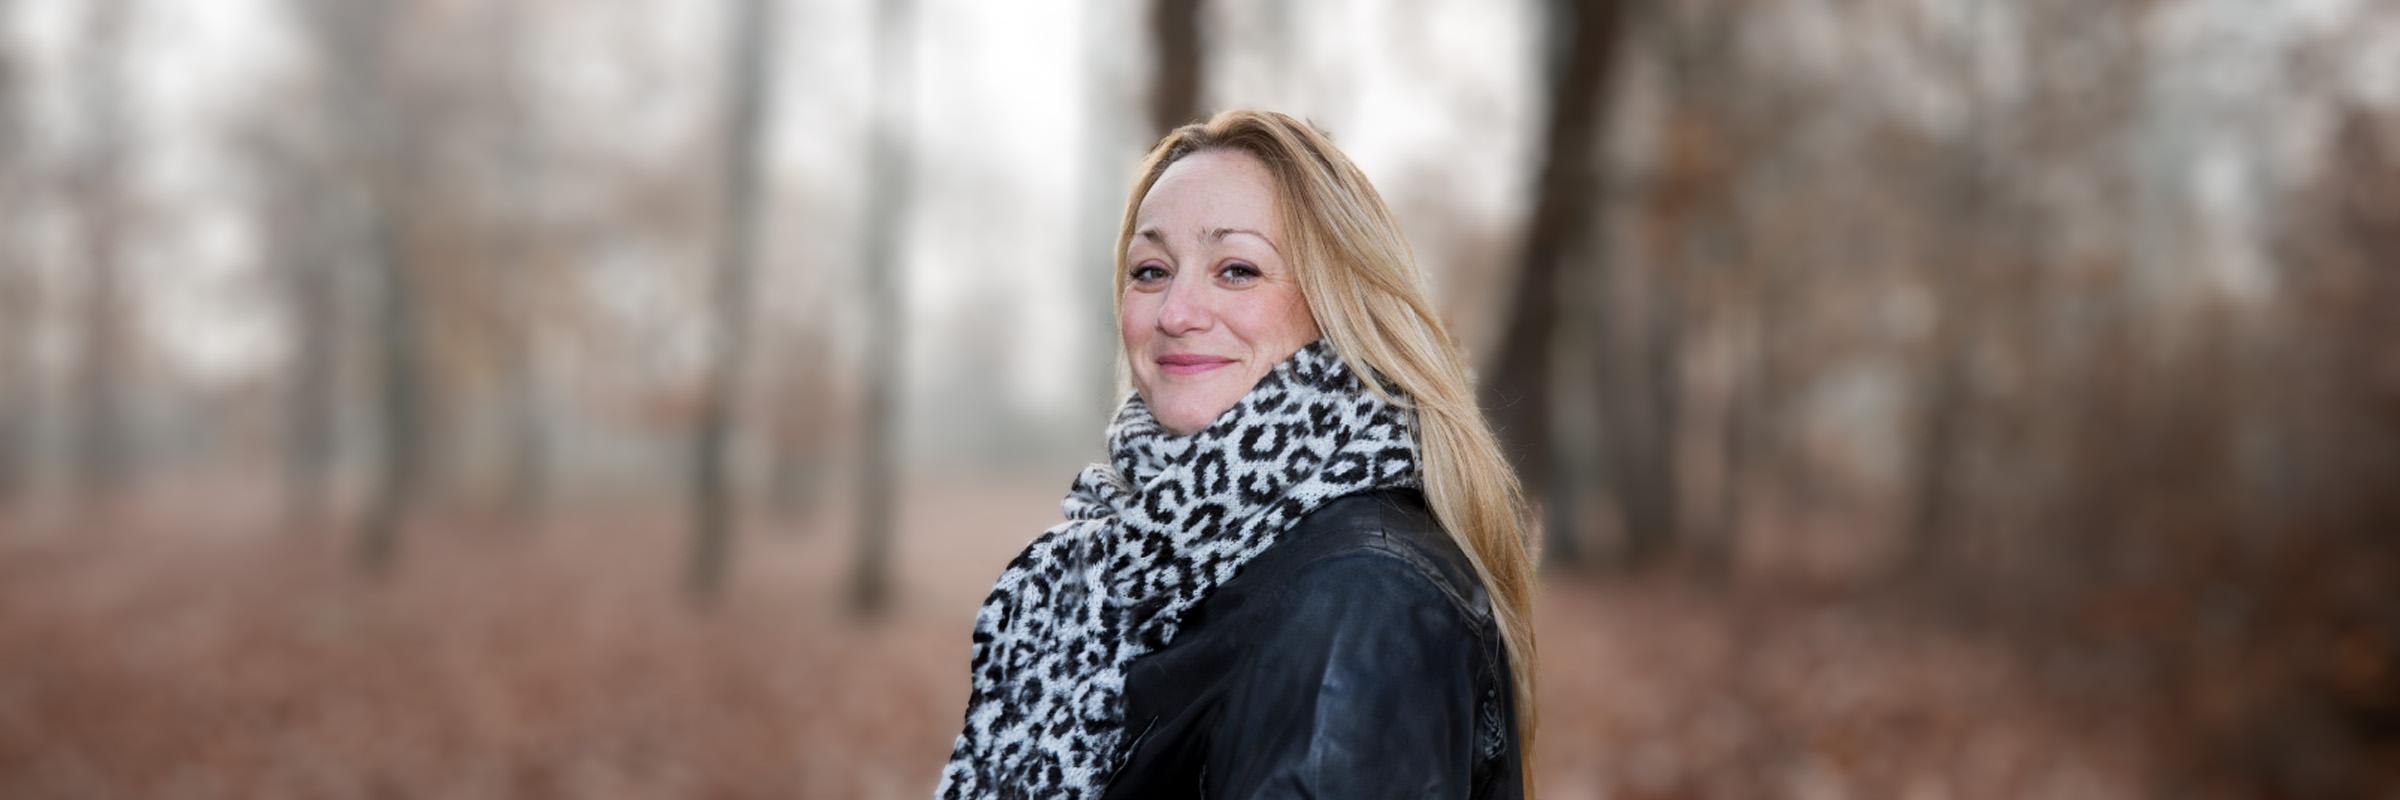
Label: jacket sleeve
xmin=1202 ymin=545 xmax=1486 ymax=798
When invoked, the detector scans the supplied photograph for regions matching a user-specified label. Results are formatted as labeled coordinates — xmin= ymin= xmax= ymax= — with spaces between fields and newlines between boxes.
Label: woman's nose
xmin=1155 ymin=277 xmax=1212 ymax=335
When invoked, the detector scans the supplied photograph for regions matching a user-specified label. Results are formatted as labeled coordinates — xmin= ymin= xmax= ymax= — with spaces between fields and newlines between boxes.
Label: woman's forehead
xmin=1135 ymin=151 xmax=1283 ymax=241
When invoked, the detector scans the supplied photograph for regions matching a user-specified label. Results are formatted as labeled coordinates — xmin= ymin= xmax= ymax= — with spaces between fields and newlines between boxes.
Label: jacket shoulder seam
xmin=1293 ymin=535 xmax=1496 ymax=636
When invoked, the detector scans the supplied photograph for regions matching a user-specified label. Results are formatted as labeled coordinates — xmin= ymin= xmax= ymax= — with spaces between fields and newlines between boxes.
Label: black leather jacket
xmin=1099 ymin=488 xmax=1525 ymax=799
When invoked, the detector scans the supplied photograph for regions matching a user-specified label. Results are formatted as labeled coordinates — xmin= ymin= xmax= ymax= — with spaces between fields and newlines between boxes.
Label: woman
xmin=939 ymin=110 xmax=1537 ymax=799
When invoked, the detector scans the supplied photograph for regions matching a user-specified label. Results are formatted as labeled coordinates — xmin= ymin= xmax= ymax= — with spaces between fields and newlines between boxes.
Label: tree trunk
xmin=294 ymin=0 xmax=422 ymax=576
xmin=279 ymin=229 xmax=339 ymax=534
xmin=1628 ymin=267 xmax=1683 ymax=562
xmin=495 ymin=0 xmax=550 ymax=527
xmin=1148 ymin=0 xmax=1206 ymax=134
xmin=1481 ymin=0 xmax=1629 ymax=567
xmin=502 ymin=347 xmax=550 ymax=522
xmin=687 ymin=0 xmax=780 ymax=605
xmin=850 ymin=0 xmax=917 ymax=618
xmin=0 ymin=13 xmax=30 ymax=511
xmin=1907 ymin=0 xmax=2000 ymax=570
xmin=71 ymin=0 xmax=135 ymax=515
xmin=0 ymin=270 xmax=29 ymax=511
xmin=1080 ymin=0 xmax=1134 ymax=429
xmin=356 ymin=203 xmax=423 ymax=574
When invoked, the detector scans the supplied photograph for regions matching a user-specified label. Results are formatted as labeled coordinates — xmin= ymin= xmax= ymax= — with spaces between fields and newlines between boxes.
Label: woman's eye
xmin=1218 ymin=262 xmax=1261 ymax=283
xmin=1129 ymin=264 xmax=1168 ymax=283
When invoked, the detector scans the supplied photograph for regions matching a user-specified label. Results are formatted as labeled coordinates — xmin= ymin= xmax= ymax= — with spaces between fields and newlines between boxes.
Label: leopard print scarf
xmin=936 ymin=339 xmax=1421 ymax=799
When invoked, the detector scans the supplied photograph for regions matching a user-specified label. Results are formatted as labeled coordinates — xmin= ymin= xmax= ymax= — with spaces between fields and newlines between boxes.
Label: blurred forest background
xmin=1 ymin=0 xmax=2396 ymax=797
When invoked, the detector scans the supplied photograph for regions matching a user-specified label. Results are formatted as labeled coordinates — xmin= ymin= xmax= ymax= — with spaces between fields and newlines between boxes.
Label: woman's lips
xmin=1156 ymin=353 xmax=1236 ymax=376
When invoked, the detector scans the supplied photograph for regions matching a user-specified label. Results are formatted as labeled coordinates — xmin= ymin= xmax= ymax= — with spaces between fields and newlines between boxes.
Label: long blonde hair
xmin=1114 ymin=109 xmax=1540 ymax=789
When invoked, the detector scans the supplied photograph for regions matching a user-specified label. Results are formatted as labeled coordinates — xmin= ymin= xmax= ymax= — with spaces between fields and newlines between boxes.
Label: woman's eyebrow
xmin=1206 ymin=227 xmax=1280 ymax=254
xmin=1133 ymin=226 xmax=1280 ymax=254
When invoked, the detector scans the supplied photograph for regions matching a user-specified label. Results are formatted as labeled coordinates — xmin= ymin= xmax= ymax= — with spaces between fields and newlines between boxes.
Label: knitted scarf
xmin=936 ymin=339 xmax=1421 ymax=799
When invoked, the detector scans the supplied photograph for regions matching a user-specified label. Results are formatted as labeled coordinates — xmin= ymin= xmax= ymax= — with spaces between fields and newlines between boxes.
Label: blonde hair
xmin=1114 ymin=109 xmax=1540 ymax=790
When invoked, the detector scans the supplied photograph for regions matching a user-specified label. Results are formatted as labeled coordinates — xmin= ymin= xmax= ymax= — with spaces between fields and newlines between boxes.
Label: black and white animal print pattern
xmin=936 ymin=339 xmax=1421 ymax=799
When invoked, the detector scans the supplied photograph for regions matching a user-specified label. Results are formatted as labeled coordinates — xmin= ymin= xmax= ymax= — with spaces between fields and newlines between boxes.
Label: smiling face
xmin=1119 ymin=149 xmax=1322 ymax=436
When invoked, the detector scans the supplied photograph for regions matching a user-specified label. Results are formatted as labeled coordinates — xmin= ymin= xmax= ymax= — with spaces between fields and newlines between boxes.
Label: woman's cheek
xmin=1118 ymin=295 xmax=1153 ymax=352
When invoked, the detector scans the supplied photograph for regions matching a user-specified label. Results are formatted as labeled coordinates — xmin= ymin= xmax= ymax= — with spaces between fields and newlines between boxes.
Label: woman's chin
xmin=1155 ymin=413 xmax=1211 ymax=437
xmin=1153 ymin=398 xmax=1236 ymax=437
